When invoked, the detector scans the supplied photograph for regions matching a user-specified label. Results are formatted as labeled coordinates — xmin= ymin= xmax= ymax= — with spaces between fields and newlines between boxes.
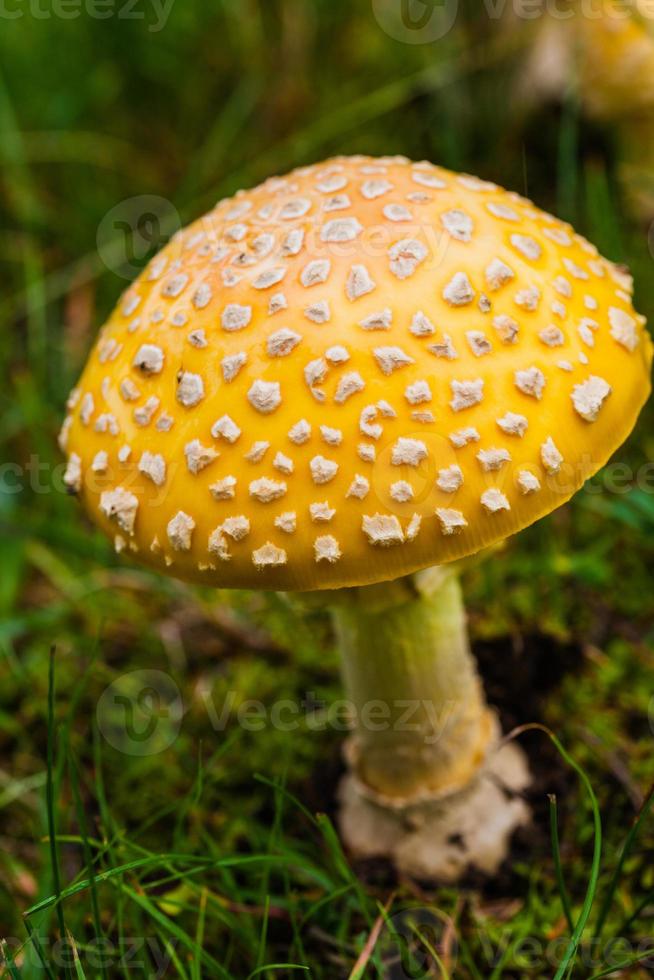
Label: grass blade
xmin=22 ymin=920 xmax=56 ymax=980
xmin=549 ymin=794 xmax=574 ymax=933
xmin=24 ymin=856 xmax=207 ymax=916
xmin=191 ymin=887 xmax=208 ymax=980
xmin=1 ymin=939 xmax=23 ymax=980
xmin=24 ymin=853 xmax=313 ymax=917
xmin=245 ymin=966 xmax=309 ymax=979
xmin=586 ymin=949 xmax=654 ymax=979
xmin=67 ymin=753 xmax=108 ymax=980
xmin=67 ymin=933 xmax=88 ymax=980
xmin=46 ymin=647 xmax=70 ymax=978
xmin=117 ymin=884 xmax=232 ymax=980
xmin=614 ymin=885 xmax=654 ymax=938
xmin=594 ymin=784 xmax=654 ymax=940
xmin=557 ymin=92 xmax=580 ymax=226
xmin=347 ymin=894 xmax=394 ymax=980
xmin=508 ymin=725 xmax=602 ymax=980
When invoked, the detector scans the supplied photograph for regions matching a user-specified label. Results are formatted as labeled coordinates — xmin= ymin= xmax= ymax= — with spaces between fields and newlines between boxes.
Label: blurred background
xmin=1 ymin=1 xmax=654 ymax=976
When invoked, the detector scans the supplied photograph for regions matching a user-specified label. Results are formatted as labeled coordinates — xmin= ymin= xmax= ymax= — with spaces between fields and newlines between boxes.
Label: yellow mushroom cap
xmin=61 ymin=155 xmax=652 ymax=591
xmin=524 ymin=1 xmax=654 ymax=120
xmin=577 ymin=0 xmax=654 ymax=118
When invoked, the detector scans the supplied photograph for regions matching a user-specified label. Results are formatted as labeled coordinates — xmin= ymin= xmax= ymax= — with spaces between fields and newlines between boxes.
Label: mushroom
xmin=515 ymin=1 xmax=654 ymax=218
xmin=519 ymin=0 xmax=654 ymax=120
xmin=61 ymin=155 xmax=652 ymax=881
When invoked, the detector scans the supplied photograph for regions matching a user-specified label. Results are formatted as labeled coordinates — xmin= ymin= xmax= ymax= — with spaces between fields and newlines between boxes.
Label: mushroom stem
xmin=329 ymin=567 xmax=494 ymax=803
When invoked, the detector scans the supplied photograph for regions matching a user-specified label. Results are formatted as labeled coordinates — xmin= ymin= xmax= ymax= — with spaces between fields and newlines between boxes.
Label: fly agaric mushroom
xmin=61 ymin=155 xmax=652 ymax=880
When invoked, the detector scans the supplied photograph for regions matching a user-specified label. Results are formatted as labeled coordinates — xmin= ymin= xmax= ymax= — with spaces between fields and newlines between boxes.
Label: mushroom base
xmin=326 ymin=565 xmax=532 ymax=879
xmin=337 ymin=737 xmax=530 ymax=882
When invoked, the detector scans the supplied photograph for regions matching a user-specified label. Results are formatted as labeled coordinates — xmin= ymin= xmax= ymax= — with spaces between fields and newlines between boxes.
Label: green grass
xmin=1 ymin=2 xmax=654 ymax=976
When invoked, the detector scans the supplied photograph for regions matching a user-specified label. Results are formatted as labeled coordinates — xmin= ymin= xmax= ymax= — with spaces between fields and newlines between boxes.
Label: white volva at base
xmin=338 ymin=739 xmax=531 ymax=883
